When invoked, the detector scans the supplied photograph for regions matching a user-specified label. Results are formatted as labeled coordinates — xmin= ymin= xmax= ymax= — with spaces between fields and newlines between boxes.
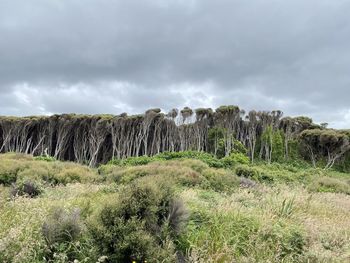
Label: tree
xmin=246 ymin=111 xmax=258 ymax=163
xmin=215 ymin=105 xmax=241 ymax=156
xmin=272 ymin=130 xmax=284 ymax=162
xmin=300 ymin=129 xmax=350 ymax=169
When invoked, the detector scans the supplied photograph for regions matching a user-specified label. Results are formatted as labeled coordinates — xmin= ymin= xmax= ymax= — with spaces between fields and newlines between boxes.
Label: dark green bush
xmin=235 ymin=165 xmax=274 ymax=183
xmin=89 ymin=177 xmax=187 ymax=262
xmin=0 ymin=160 xmax=22 ymax=185
xmin=0 ymin=170 xmax=18 ymax=185
xmin=235 ymin=165 xmax=259 ymax=178
xmin=10 ymin=179 xmax=43 ymax=198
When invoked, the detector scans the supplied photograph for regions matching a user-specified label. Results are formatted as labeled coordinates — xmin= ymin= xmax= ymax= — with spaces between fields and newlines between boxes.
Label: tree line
xmin=0 ymin=105 xmax=349 ymax=168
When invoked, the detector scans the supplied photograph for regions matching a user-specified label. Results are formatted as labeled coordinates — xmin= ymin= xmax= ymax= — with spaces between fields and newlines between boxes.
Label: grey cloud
xmin=1 ymin=0 xmax=350 ymax=128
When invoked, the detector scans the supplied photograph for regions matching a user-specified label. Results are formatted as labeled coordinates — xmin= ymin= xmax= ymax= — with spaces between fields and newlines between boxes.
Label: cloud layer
xmin=1 ymin=0 xmax=350 ymax=128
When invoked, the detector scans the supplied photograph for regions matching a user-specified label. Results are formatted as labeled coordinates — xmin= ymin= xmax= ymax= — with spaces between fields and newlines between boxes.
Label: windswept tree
xmin=88 ymin=116 xmax=110 ymax=167
xmin=215 ymin=105 xmax=241 ymax=156
xmin=300 ymin=129 xmax=350 ymax=169
xmin=179 ymin=107 xmax=194 ymax=151
xmin=246 ymin=110 xmax=259 ymax=163
xmin=180 ymin=107 xmax=193 ymax=125
xmin=194 ymin=108 xmax=213 ymax=152
xmin=1 ymin=105 xmax=345 ymax=169
xmin=280 ymin=117 xmax=296 ymax=160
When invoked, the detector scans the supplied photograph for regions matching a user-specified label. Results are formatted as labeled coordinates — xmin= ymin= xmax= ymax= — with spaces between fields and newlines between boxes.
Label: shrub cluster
xmin=101 ymin=159 xmax=240 ymax=193
xmin=221 ymin=152 xmax=250 ymax=167
xmin=107 ymin=151 xmax=227 ymax=168
xmin=235 ymin=165 xmax=274 ymax=183
xmin=0 ymin=154 xmax=101 ymax=191
xmin=89 ymin=176 xmax=188 ymax=262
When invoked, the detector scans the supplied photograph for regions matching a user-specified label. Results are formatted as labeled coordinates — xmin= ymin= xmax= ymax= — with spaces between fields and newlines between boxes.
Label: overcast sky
xmin=1 ymin=0 xmax=350 ymax=128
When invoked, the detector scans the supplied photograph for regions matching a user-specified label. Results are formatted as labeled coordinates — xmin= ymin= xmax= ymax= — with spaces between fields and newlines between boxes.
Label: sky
xmin=1 ymin=0 xmax=350 ymax=128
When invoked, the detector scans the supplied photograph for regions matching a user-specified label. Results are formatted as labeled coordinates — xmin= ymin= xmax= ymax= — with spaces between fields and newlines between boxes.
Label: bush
xmin=221 ymin=152 xmax=250 ymax=168
xmin=235 ymin=165 xmax=274 ymax=183
xmin=43 ymin=207 xmax=82 ymax=246
xmin=106 ymin=151 xmax=229 ymax=169
xmin=202 ymin=168 xmax=240 ymax=193
xmin=1 ymin=154 xmax=101 ymax=186
xmin=308 ymin=177 xmax=350 ymax=195
xmin=155 ymin=151 xmax=224 ymax=168
xmin=10 ymin=178 xmax=43 ymax=198
xmin=235 ymin=165 xmax=259 ymax=179
xmin=108 ymin=156 xmax=156 ymax=166
xmin=42 ymin=207 xmax=84 ymax=261
xmin=51 ymin=165 xmax=100 ymax=185
xmin=16 ymin=163 xmax=53 ymax=182
xmin=34 ymin=155 xmax=56 ymax=162
xmin=89 ymin=177 xmax=187 ymax=262
xmin=0 ymin=159 xmax=23 ymax=185
xmin=102 ymin=160 xmax=206 ymax=186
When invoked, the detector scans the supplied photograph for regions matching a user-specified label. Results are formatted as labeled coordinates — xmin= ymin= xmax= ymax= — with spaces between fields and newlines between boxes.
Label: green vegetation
xmin=0 ymin=152 xmax=349 ymax=262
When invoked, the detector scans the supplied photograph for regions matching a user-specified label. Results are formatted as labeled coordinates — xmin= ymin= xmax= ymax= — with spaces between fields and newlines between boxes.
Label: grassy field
xmin=0 ymin=153 xmax=349 ymax=262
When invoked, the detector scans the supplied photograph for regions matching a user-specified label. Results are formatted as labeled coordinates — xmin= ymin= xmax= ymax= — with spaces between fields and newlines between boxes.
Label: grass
xmin=0 ymin=153 xmax=349 ymax=262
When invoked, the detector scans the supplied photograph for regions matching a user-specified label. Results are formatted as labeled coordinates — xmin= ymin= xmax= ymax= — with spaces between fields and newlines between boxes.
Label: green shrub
xmin=89 ymin=177 xmax=187 ymax=262
xmin=108 ymin=156 xmax=156 ymax=166
xmin=221 ymin=152 xmax=250 ymax=168
xmin=235 ymin=165 xmax=259 ymax=179
xmin=308 ymin=176 xmax=350 ymax=195
xmin=202 ymin=168 xmax=240 ymax=193
xmin=34 ymin=155 xmax=56 ymax=162
xmin=106 ymin=151 xmax=225 ymax=168
xmin=235 ymin=165 xmax=275 ymax=183
xmin=52 ymin=165 xmax=100 ymax=185
xmin=102 ymin=160 xmax=207 ymax=187
xmin=0 ymin=160 xmax=23 ymax=185
xmin=1 ymin=154 xmax=101 ymax=186
xmin=155 ymin=151 xmax=224 ymax=168
xmin=16 ymin=164 xmax=53 ymax=182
